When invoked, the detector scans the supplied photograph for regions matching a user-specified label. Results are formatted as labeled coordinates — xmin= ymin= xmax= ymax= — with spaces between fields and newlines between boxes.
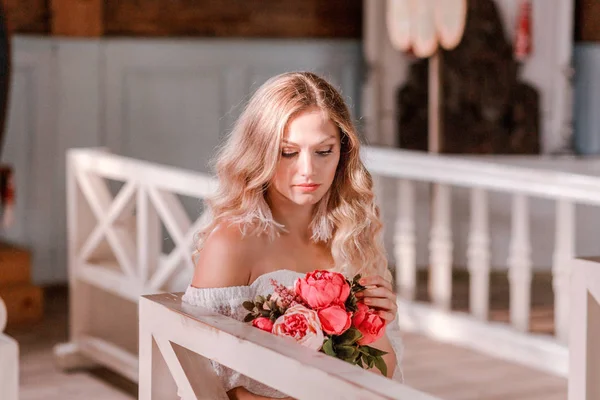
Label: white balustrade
xmin=360 ymin=146 xmax=600 ymax=376
xmin=63 ymin=145 xmax=600 ymax=381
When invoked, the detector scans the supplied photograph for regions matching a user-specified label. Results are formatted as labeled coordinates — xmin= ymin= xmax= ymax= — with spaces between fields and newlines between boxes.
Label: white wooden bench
xmin=140 ymin=293 xmax=441 ymax=400
xmin=0 ymin=296 xmax=18 ymax=400
xmin=569 ymin=257 xmax=600 ymax=400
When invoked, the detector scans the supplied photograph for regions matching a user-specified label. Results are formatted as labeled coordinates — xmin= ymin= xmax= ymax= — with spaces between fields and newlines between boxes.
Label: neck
xmin=267 ymin=192 xmax=315 ymax=242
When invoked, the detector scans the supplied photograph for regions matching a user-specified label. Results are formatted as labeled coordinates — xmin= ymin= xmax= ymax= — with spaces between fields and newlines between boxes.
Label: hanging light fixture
xmin=386 ymin=0 xmax=467 ymax=58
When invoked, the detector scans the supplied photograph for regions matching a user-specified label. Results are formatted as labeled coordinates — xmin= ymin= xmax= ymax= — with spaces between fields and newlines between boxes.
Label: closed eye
xmin=316 ymin=150 xmax=333 ymax=156
xmin=281 ymin=151 xmax=298 ymax=158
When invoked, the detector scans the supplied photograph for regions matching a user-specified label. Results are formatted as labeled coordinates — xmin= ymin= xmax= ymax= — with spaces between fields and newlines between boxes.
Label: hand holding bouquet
xmin=243 ymin=270 xmax=389 ymax=375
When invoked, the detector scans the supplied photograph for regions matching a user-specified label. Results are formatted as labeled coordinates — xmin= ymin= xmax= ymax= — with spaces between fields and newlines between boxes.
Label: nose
xmin=299 ymin=152 xmax=315 ymax=178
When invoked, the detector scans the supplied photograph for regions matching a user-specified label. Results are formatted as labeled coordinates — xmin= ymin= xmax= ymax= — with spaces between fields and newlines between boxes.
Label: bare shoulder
xmin=191 ymin=223 xmax=263 ymax=288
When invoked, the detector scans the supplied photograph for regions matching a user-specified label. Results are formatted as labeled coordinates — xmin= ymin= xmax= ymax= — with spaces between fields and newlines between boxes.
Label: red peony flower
xmin=317 ymin=305 xmax=352 ymax=335
xmin=252 ymin=317 xmax=274 ymax=332
xmin=294 ymin=270 xmax=350 ymax=310
xmin=352 ymin=302 xmax=386 ymax=345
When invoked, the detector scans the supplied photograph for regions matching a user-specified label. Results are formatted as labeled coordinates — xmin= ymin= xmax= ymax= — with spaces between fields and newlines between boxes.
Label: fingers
xmin=355 ymin=286 xmax=394 ymax=300
xmin=362 ymin=296 xmax=396 ymax=312
xmin=377 ymin=310 xmax=396 ymax=323
xmin=359 ymin=275 xmax=393 ymax=291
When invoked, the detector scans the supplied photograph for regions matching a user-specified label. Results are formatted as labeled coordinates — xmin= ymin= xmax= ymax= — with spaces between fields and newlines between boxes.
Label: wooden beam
xmin=105 ymin=0 xmax=362 ymax=38
xmin=575 ymin=0 xmax=600 ymax=42
xmin=2 ymin=0 xmax=49 ymax=33
xmin=50 ymin=0 xmax=103 ymax=37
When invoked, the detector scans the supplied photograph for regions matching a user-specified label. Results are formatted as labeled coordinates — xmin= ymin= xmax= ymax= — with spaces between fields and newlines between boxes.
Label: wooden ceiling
xmin=2 ymin=0 xmax=362 ymax=38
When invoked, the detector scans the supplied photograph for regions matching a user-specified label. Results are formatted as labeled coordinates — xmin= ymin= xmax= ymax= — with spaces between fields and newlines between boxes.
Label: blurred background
xmin=0 ymin=0 xmax=599 ymax=399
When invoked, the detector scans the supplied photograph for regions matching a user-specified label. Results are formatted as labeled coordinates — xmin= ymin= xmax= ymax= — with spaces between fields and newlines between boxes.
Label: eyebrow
xmin=282 ymin=135 xmax=336 ymax=146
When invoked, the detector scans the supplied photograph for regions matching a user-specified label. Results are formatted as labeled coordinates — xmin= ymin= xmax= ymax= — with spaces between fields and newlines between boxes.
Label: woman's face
xmin=270 ymin=106 xmax=341 ymax=207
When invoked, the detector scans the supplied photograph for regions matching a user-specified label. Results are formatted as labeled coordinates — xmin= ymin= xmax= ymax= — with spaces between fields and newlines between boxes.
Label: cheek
xmin=272 ymin=162 xmax=294 ymax=188
xmin=323 ymin=155 xmax=340 ymax=183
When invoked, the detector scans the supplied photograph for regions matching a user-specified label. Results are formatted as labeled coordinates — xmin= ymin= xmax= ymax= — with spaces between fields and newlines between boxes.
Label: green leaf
xmin=357 ymin=356 xmax=364 ymax=368
xmin=336 ymin=345 xmax=359 ymax=362
xmin=373 ymin=356 xmax=388 ymax=377
xmin=260 ymin=310 xmax=270 ymax=317
xmin=336 ymin=327 xmax=363 ymax=346
xmin=362 ymin=345 xmax=388 ymax=357
xmin=243 ymin=314 xmax=255 ymax=323
xmin=367 ymin=357 xmax=375 ymax=369
xmin=322 ymin=338 xmax=336 ymax=357
xmin=242 ymin=301 xmax=255 ymax=311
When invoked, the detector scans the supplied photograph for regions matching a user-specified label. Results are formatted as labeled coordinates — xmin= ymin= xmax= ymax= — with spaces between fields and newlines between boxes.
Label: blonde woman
xmin=183 ymin=72 xmax=403 ymax=400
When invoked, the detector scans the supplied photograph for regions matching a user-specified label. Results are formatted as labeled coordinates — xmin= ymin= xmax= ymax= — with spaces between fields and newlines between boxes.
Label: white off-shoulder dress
xmin=182 ymin=269 xmax=404 ymax=398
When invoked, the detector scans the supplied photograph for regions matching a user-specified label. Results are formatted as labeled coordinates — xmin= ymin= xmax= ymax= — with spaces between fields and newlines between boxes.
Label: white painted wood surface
xmin=508 ymin=194 xmax=532 ymax=332
xmin=0 ymin=297 xmax=19 ymax=400
xmin=139 ymin=293 xmax=441 ymax=400
xmin=569 ymin=257 xmax=600 ymax=400
xmin=467 ymin=188 xmax=490 ymax=321
xmin=552 ymin=200 xmax=574 ymax=344
xmin=428 ymin=184 xmax=453 ymax=310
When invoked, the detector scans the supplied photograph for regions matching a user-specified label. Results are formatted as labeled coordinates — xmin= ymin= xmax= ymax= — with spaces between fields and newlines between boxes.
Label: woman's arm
xmin=363 ymin=333 xmax=397 ymax=378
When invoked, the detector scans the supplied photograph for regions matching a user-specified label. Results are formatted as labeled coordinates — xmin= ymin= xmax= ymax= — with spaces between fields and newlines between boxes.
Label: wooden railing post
xmin=0 ymin=296 xmax=18 ymax=400
xmin=569 ymin=257 xmax=600 ymax=400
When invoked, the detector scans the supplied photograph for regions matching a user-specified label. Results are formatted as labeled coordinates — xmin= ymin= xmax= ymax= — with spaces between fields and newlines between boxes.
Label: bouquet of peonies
xmin=243 ymin=270 xmax=388 ymax=375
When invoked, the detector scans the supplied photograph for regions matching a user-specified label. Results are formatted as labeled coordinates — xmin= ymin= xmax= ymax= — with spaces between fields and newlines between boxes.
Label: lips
xmin=295 ymin=183 xmax=321 ymax=192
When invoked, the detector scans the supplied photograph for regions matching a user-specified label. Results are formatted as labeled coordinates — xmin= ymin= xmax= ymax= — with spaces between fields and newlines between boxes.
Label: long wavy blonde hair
xmin=194 ymin=72 xmax=389 ymax=280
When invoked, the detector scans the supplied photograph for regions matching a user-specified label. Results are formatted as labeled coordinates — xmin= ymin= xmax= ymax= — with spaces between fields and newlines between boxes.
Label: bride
xmin=182 ymin=72 xmax=403 ymax=400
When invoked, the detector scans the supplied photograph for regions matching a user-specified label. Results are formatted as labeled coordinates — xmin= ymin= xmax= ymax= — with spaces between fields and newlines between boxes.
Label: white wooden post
xmin=54 ymin=154 xmax=98 ymax=370
xmin=467 ymin=188 xmax=491 ymax=320
xmin=0 ymin=297 xmax=19 ymax=400
xmin=508 ymin=194 xmax=532 ymax=332
xmin=395 ymin=179 xmax=416 ymax=299
xmin=429 ymin=184 xmax=453 ymax=310
xmin=552 ymin=199 xmax=574 ymax=343
xmin=569 ymin=257 xmax=600 ymax=400
xmin=137 ymin=185 xmax=161 ymax=285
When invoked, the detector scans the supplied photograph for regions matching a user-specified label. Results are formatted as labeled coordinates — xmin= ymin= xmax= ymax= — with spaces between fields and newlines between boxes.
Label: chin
xmin=291 ymin=194 xmax=324 ymax=206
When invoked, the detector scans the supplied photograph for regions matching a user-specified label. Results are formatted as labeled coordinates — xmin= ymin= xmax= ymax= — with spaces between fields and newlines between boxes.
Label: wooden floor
xmin=6 ymin=285 xmax=566 ymax=400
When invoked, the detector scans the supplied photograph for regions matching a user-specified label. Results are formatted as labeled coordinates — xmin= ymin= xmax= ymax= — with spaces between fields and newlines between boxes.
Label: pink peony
xmin=294 ymin=270 xmax=350 ymax=310
xmin=317 ymin=305 xmax=352 ymax=335
xmin=352 ymin=302 xmax=386 ymax=345
xmin=252 ymin=317 xmax=274 ymax=332
xmin=272 ymin=305 xmax=324 ymax=350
